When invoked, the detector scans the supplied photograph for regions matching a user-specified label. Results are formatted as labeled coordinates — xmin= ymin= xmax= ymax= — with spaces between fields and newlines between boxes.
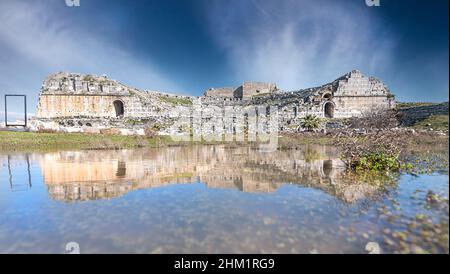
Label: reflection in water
xmin=30 ymin=145 xmax=379 ymax=203
xmin=5 ymin=154 xmax=32 ymax=191
xmin=0 ymin=145 xmax=448 ymax=254
xmin=116 ymin=161 xmax=126 ymax=178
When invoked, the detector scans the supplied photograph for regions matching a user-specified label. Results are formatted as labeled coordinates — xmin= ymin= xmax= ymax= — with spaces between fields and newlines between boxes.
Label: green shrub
xmin=355 ymin=151 xmax=401 ymax=171
xmin=337 ymin=131 xmax=404 ymax=171
xmin=300 ymin=115 xmax=322 ymax=131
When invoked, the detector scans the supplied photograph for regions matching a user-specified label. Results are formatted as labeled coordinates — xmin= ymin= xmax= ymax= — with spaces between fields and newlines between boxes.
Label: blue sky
xmin=0 ymin=0 xmax=448 ymax=119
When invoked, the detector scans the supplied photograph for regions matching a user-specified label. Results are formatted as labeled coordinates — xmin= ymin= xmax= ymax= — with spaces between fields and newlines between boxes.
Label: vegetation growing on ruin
xmin=158 ymin=95 xmax=193 ymax=106
xmin=83 ymin=74 xmax=96 ymax=82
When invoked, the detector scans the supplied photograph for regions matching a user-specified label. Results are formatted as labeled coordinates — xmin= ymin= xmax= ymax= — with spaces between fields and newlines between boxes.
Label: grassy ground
xmin=412 ymin=115 xmax=449 ymax=131
xmin=0 ymin=132 xmax=341 ymax=152
xmin=1 ymin=129 xmax=448 ymax=153
xmin=0 ymin=131 xmax=345 ymax=152
xmin=0 ymin=131 xmax=177 ymax=152
xmin=0 ymin=131 xmax=262 ymax=152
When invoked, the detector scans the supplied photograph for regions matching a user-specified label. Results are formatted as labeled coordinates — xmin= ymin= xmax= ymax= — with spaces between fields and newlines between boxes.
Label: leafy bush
xmin=356 ymin=151 xmax=401 ymax=171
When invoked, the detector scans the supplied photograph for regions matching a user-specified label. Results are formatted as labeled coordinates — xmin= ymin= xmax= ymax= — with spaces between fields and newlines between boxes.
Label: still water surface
xmin=0 ymin=145 xmax=448 ymax=253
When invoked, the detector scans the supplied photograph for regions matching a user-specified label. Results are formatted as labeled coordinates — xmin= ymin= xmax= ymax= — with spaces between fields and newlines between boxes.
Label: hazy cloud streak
xmin=0 ymin=0 xmax=182 ymax=111
xmin=205 ymin=0 xmax=395 ymax=90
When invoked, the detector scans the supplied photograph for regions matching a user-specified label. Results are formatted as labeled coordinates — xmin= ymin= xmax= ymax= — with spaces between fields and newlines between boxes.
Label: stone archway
xmin=324 ymin=102 xmax=334 ymax=118
xmin=323 ymin=93 xmax=332 ymax=100
xmin=322 ymin=160 xmax=333 ymax=177
xmin=113 ymin=100 xmax=124 ymax=117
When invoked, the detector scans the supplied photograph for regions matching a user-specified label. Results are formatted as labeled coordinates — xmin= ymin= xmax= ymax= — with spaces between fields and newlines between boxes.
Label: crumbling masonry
xmin=34 ymin=70 xmax=395 ymax=134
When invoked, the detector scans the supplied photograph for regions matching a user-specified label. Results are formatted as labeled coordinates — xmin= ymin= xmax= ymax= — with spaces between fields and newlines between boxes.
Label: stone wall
xmin=36 ymin=72 xmax=194 ymax=120
xmin=203 ymin=87 xmax=235 ymax=98
xmin=335 ymin=70 xmax=390 ymax=97
xmin=200 ymin=70 xmax=394 ymax=119
xmin=33 ymin=69 xmax=395 ymax=134
xmin=333 ymin=96 xmax=395 ymax=118
xmin=239 ymin=82 xmax=278 ymax=99
xmin=203 ymin=82 xmax=278 ymax=100
xmin=37 ymin=95 xmax=130 ymax=118
xmin=42 ymin=72 xmax=129 ymax=95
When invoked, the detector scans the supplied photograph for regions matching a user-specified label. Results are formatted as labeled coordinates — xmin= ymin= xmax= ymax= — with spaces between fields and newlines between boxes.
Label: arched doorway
xmin=113 ymin=100 xmax=124 ymax=117
xmin=322 ymin=160 xmax=333 ymax=177
xmin=324 ymin=102 xmax=334 ymax=118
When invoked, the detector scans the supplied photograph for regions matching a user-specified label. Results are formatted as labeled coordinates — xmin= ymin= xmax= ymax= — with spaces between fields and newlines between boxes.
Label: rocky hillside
xmin=398 ymin=102 xmax=449 ymax=127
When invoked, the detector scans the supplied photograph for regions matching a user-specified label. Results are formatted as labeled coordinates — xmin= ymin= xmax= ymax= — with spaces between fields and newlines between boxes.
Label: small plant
xmin=299 ymin=114 xmax=322 ymax=131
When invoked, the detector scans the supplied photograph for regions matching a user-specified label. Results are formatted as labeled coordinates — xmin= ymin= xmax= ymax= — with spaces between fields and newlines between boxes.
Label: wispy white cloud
xmin=205 ymin=0 xmax=396 ymax=90
xmin=0 ymin=0 xmax=182 ymax=111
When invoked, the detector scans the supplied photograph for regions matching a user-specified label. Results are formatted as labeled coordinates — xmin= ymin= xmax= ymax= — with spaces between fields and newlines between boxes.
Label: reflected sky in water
xmin=0 ymin=145 xmax=448 ymax=254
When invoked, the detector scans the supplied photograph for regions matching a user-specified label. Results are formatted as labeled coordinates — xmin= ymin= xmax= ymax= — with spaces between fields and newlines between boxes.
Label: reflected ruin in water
xmin=7 ymin=146 xmax=385 ymax=203
xmin=0 ymin=145 xmax=448 ymax=254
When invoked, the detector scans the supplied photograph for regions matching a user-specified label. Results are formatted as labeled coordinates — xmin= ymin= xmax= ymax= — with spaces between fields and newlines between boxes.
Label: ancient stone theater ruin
xmin=34 ymin=70 xmax=395 ymax=134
